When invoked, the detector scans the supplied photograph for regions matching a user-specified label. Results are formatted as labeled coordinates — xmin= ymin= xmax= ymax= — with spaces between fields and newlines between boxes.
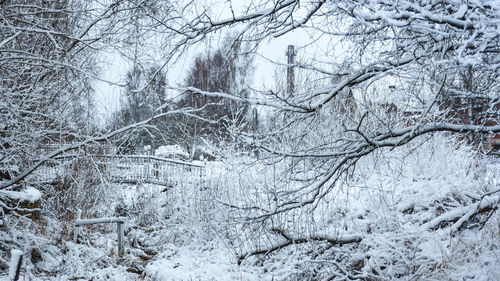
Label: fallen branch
xmin=238 ymin=191 xmax=500 ymax=265
xmin=237 ymin=228 xmax=363 ymax=264
xmin=422 ymin=192 xmax=500 ymax=231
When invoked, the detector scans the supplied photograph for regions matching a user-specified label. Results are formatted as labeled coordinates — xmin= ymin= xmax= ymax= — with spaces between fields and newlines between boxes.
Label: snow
xmin=422 ymin=194 xmax=500 ymax=231
xmin=2 ymin=0 xmax=499 ymax=279
xmin=144 ymin=241 xmax=263 ymax=281
xmin=75 ymin=217 xmax=126 ymax=225
xmin=0 ymin=186 xmax=41 ymax=203
xmin=1 ymin=137 xmax=499 ymax=280
xmin=454 ymin=4 xmax=468 ymax=19
xmin=155 ymin=145 xmax=189 ymax=159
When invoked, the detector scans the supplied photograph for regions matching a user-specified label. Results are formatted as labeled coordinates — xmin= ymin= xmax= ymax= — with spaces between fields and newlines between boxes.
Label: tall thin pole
xmin=117 ymin=221 xmax=124 ymax=257
xmin=286 ymin=45 xmax=296 ymax=97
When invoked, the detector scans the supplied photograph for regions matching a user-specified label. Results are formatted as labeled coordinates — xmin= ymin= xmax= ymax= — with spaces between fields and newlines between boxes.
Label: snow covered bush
xmin=44 ymin=157 xmax=111 ymax=222
xmin=128 ymin=184 xmax=166 ymax=228
xmin=223 ymin=134 xmax=500 ymax=280
xmin=0 ymin=186 xmax=41 ymax=220
xmin=155 ymin=145 xmax=189 ymax=160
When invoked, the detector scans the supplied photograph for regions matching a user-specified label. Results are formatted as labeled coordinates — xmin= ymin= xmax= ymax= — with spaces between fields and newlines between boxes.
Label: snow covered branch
xmin=0 ymin=108 xmax=196 ymax=190
xmin=238 ymin=228 xmax=363 ymax=264
xmin=423 ymin=192 xmax=500 ymax=232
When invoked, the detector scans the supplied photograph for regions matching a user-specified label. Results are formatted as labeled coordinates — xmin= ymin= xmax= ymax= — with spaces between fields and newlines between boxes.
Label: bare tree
xmin=0 ymin=0 xmax=101 ymax=183
xmin=143 ymin=0 xmax=500 ymax=278
xmin=110 ymin=64 xmax=169 ymax=153
xmin=0 ymin=0 xmax=497 ymax=279
xmin=159 ymin=0 xmax=499 ymax=201
xmin=0 ymin=0 xmax=176 ymax=189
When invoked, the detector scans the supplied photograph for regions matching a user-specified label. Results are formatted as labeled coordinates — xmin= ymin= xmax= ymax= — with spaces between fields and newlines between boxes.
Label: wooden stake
xmin=117 ymin=221 xmax=124 ymax=257
xmin=9 ymin=249 xmax=23 ymax=281
xmin=74 ymin=209 xmax=81 ymax=242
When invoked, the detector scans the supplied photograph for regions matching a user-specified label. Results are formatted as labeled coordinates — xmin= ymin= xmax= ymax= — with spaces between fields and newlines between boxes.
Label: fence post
xmin=117 ymin=221 xmax=124 ymax=257
xmin=9 ymin=249 xmax=23 ymax=281
xmin=74 ymin=209 xmax=81 ymax=242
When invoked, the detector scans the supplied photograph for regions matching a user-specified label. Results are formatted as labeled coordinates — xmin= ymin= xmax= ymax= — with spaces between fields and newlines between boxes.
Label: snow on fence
xmin=101 ymin=155 xmax=204 ymax=186
xmin=29 ymin=154 xmax=205 ymax=187
xmin=74 ymin=210 xmax=126 ymax=257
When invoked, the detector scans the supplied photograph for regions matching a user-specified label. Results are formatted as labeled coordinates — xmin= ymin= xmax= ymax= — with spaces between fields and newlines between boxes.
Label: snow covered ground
xmin=1 ymin=137 xmax=499 ymax=280
xmin=144 ymin=240 xmax=263 ymax=281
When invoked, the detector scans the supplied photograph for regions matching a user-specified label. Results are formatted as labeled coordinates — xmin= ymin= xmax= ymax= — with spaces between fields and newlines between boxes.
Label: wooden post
xmin=9 ymin=249 xmax=23 ymax=281
xmin=154 ymin=161 xmax=159 ymax=178
xmin=284 ymin=45 xmax=296 ymax=126
xmin=74 ymin=209 xmax=81 ymax=242
xmin=75 ymin=216 xmax=125 ymax=259
xmin=117 ymin=221 xmax=124 ymax=257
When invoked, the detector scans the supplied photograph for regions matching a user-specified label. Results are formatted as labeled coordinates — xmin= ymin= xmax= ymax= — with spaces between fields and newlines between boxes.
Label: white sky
xmin=94 ymin=52 xmax=127 ymax=122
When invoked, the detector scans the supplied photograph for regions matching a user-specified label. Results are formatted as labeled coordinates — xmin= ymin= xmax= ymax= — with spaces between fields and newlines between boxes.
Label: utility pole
xmin=286 ymin=45 xmax=296 ymax=97
xmin=285 ymin=45 xmax=297 ymax=172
